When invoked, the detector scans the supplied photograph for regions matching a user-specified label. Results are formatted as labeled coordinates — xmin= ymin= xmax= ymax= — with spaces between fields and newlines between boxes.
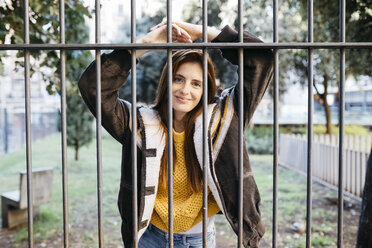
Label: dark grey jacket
xmin=78 ymin=25 xmax=274 ymax=248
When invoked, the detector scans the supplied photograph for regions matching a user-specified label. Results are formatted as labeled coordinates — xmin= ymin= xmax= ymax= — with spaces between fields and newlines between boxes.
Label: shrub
xmin=312 ymin=124 xmax=369 ymax=135
xmin=245 ymin=125 xmax=273 ymax=154
xmin=244 ymin=124 xmax=370 ymax=154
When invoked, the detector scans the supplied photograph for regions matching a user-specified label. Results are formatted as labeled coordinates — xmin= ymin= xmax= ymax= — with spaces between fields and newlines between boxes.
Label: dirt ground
xmin=213 ymin=183 xmax=362 ymax=248
xmin=0 ymin=179 xmax=362 ymax=248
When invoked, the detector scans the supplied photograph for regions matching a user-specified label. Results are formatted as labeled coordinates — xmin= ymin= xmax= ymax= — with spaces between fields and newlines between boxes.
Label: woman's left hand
xmin=150 ymin=21 xmax=221 ymax=42
xmin=150 ymin=21 xmax=202 ymax=41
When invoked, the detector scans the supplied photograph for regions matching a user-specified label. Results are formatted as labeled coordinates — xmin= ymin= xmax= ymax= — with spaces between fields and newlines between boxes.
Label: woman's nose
xmin=180 ymin=82 xmax=190 ymax=94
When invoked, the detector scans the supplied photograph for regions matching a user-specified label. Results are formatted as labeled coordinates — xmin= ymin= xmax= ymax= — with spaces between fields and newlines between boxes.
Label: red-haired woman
xmin=78 ymin=21 xmax=273 ymax=248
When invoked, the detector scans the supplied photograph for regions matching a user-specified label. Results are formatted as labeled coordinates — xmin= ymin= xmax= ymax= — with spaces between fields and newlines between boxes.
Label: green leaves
xmin=0 ymin=0 xmax=92 ymax=94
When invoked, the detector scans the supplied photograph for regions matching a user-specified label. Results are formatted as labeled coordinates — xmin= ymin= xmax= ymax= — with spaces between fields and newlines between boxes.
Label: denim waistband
xmin=148 ymin=223 xmax=213 ymax=240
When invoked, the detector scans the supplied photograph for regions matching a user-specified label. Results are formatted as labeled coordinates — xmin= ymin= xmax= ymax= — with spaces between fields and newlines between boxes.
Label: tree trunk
xmin=323 ymin=74 xmax=332 ymax=134
xmin=75 ymin=140 xmax=79 ymax=161
xmin=357 ymin=150 xmax=372 ymax=247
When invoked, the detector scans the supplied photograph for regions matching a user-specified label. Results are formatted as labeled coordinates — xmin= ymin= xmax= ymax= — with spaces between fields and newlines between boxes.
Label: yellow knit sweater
xmin=150 ymin=129 xmax=220 ymax=233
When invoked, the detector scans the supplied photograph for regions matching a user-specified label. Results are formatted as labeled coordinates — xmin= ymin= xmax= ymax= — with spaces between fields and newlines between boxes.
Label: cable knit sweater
xmin=151 ymin=129 xmax=220 ymax=232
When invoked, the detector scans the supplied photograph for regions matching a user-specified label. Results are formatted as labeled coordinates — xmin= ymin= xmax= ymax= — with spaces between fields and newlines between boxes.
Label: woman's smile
xmin=175 ymin=95 xmax=191 ymax=103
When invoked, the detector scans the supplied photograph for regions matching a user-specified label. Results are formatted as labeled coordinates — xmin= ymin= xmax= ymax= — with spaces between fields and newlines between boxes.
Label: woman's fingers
xmin=150 ymin=21 xmax=166 ymax=31
xmin=171 ymin=24 xmax=192 ymax=43
xmin=179 ymin=26 xmax=192 ymax=40
xmin=172 ymin=24 xmax=181 ymax=36
xmin=147 ymin=22 xmax=192 ymax=43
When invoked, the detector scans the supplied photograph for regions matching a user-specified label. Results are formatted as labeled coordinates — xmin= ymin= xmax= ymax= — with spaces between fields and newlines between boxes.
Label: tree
xmin=0 ymin=0 xmax=94 ymax=159
xmin=58 ymin=87 xmax=94 ymax=161
xmin=231 ymin=0 xmax=371 ymax=134
xmin=289 ymin=0 xmax=372 ymax=134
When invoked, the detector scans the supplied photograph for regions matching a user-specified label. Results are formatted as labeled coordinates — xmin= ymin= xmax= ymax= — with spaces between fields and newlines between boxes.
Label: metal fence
xmin=1 ymin=0 xmax=372 ymax=247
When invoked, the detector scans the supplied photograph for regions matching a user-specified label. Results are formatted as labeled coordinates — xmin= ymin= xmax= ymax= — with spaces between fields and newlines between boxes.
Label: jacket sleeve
xmin=78 ymin=49 xmax=133 ymax=144
xmin=211 ymin=25 xmax=274 ymax=128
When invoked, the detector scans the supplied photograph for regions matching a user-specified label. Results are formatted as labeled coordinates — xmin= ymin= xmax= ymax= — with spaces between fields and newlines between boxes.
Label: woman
xmin=78 ymin=21 xmax=274 ymax=248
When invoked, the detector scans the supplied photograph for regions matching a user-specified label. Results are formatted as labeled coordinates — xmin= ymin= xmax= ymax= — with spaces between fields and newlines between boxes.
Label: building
xmin=0 ymin=51 xmax=60 ymax=154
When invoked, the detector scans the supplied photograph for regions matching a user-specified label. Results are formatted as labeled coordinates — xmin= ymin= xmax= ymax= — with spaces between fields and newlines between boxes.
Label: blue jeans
xmin=139 ymin=224 xmax=216 ymax=248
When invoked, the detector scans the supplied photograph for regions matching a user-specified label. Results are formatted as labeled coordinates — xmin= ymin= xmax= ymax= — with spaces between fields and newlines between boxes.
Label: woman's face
xmin=172 ymin=62 xmax=203 ymax=120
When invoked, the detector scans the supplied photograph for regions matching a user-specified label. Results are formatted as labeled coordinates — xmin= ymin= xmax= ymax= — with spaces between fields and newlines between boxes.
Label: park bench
xmin=1 ymin=168 xmax=53 ymax=228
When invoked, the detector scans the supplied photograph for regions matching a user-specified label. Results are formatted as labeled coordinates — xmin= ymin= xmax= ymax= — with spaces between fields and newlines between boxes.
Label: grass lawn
xmin=0 ymin=134 xmax=361 ymax=247
xmin=0 ymin=133 xmax=123 ymax=247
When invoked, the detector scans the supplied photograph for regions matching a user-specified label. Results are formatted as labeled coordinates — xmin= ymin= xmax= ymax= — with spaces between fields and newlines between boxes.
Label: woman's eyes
xmin=173 ymin=77 xmax=201 ymax=87
xmin=192 ymin=82 xmax=201 ymax=88
xmin=174 ymin=77 xmax=183 ymax=83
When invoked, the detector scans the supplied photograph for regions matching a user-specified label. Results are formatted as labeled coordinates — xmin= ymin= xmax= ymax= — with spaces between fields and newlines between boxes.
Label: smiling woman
xmin=78 ymin=21 xmax=274 ymax=248
xmin=154 ymin=50 xmax=216 ymax=133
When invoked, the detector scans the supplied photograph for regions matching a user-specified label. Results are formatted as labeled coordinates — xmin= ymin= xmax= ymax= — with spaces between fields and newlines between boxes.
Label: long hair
xmin=153 ymin=50 xmax=217 ymax=193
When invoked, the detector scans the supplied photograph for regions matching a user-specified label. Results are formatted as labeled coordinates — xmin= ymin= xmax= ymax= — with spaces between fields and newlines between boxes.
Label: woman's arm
xmin=78 ymin=49 xmax=132 ymax=144
xmin=212 ymin=25 xmax=274 ymax=128
xmin=78 ymin=24 xmax=193 ymax=143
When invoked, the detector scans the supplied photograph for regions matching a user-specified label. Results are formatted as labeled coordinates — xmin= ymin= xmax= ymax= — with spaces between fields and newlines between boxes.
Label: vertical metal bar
xmin=306 ymin=0 xmax=314 ymax=247
xmin=59 ymin=0 xmax=69 ymax=247
xmin=272 ymin=0 xmax=279 ymax=246
xmin=237 ymin=0 xmax=244 ymax=247
xmin=131 ymin=0 xmax=138 ymax=246
xmin=95 ymin=0 xmax=104 ymax=246
xmin=24 ymin=0 xmax=33 ymax=247
xmin=202 ymin=0 xmax=208 ymax=246
xmin=167 ymin=0 xmax=173 ymax=247
xmin=338 ymin=0 xmax=346 ymax=247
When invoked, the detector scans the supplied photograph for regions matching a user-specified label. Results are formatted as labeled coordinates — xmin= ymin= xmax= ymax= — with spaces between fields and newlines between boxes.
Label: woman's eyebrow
xmin=175 ymin=74 xmax=185 ymax=79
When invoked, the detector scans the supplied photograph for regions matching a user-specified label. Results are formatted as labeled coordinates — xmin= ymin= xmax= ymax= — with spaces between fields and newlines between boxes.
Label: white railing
xmin=279 ymin=133 xmax=371 ymax=197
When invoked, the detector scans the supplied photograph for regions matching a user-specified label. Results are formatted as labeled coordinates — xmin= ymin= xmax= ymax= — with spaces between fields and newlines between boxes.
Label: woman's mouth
xmin=176 ymin=96 xmax=190 ymax=103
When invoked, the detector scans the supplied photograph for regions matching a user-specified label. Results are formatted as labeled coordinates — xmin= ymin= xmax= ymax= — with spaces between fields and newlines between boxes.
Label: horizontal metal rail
xmin=1 ymin=42 xmax=372 ymax=50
